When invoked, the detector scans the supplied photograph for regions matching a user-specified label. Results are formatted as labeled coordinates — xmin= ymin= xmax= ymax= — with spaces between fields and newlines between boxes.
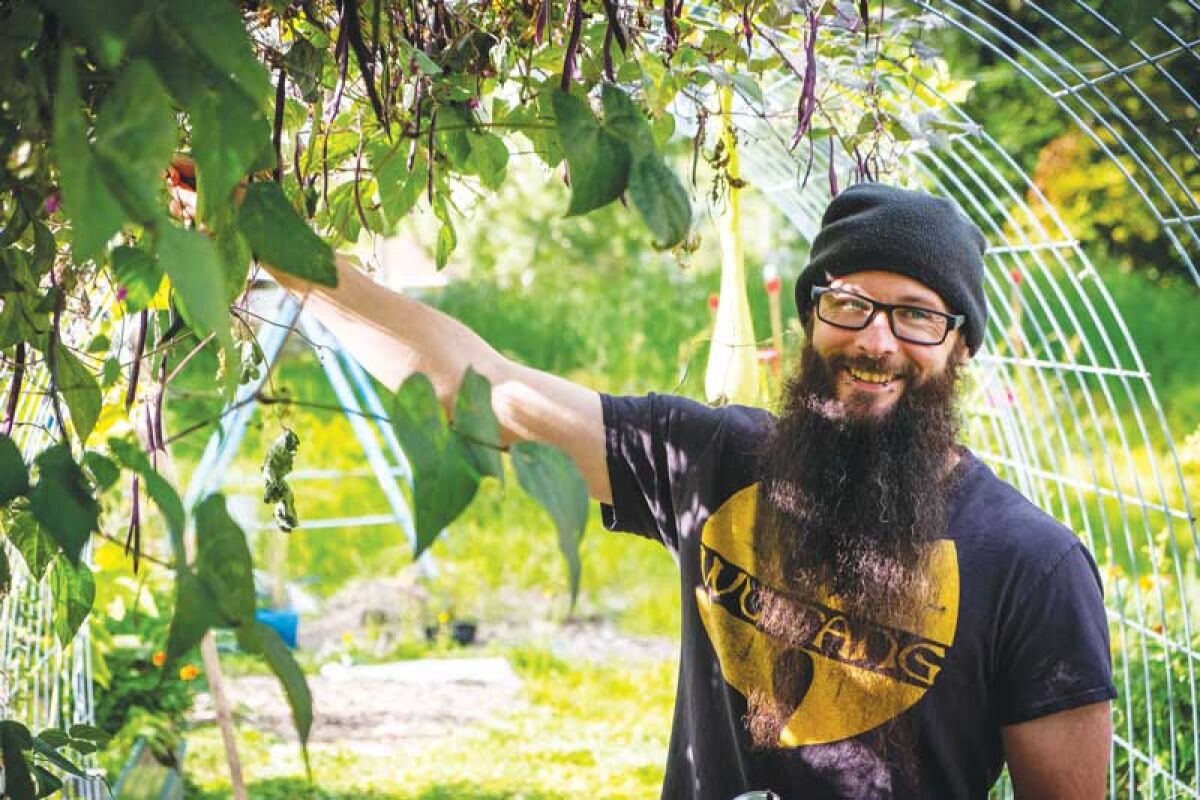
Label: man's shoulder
xmin=602 ymin=391 xmax=775 ymax=447
xmin=950 ymin=450 xmax=1086 ymax=562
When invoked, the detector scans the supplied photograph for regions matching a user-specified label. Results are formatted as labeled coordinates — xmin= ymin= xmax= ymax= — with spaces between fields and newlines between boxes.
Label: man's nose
xmin=856 ymin=311 xmax=899 ymax=354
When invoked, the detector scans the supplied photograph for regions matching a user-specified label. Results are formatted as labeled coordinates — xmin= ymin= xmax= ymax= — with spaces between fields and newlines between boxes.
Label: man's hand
xmin=164 ymin=156 xmax=305 ymax=293
xmin=165 ymin=156 xmax=250 ymax=225
xmin=1002 ymin=701 xmax=1112 ymax=799
xmin=165 ymin=156 xmax=199 ymax=225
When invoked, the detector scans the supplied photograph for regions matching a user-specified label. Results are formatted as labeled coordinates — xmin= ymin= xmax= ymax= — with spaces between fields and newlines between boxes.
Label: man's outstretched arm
xmin=270 ymin=258 xmax=612 ymax=504
xmin=1002 ymin=701 xmax=1112 ymax=799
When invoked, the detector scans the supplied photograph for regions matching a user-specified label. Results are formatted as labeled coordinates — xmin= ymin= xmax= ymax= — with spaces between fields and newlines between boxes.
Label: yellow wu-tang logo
xmin=695 ymin=483 xmax=959 ymax=746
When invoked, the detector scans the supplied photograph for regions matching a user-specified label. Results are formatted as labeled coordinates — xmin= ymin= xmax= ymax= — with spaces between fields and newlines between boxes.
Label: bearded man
xmin=239 ymin=177 xmax=1115 ymax=798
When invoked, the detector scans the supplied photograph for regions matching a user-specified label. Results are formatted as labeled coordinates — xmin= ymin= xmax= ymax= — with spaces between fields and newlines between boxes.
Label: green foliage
xmin=90 ymin=59 xmax=176 ymax=222
xmin=237 ymin=622 xmax=314 ymax=748
xmin=553 ymin=89 xmax=632 ymax=217
xmin=551 ymin=85 xmax=692 ymax=248
xmin=164 ymin=1 xmax=271 ymax=101
xmin=0 ymin=545 xmax=9 ymax=596
xmin=50 ymin=556 xmax=94 ymax=644
xmin=0 ymin=433 xmax=29 ymax=503
xmin=238 ymin=183 xmax=338 ymax=287
xmin=454 ymin=367 xmax=504 ymax=481
xmin=389 ymin=373 xmax=481 ymax=556
xmin=81 ymin=451 xmax=119 ymax=491
xmin=49 ymin=341 xmax=101 ymax=443
xmin=1096 ymin=265 xmax=1200 ymax=434
xmin=108 ymin=245 xmax=161 ymax=311
xmin=195 ymin=494 xmax=257 ymax=625
xmin=30 ymin=734 xmax=86 ymax=779
xmin=157 ymin=492 xmax=319 ymax=770
xmin=164 ymin=569 xmax=221 ymax=663
xmin=1107 ymin=0 xmax=1174 ymax=39
xmin=0 ymin=721 xmax=37 ymax=799
xmin=90 ymin=564 xmax=201 ymax=778
xmin=108 ymin=436 xmax=187 ymax=553
xmin=51 ymin=50 xmax=125 ymax=261
xmin=388 ymin=370 xmax=594 ymax=583
xmin=4 ymin=503 xmax=57 ymax=581
xmin=600 ymin=84 xmax=691 ymax=248
xmin=511 ymin=442 xmax=589 ymax=609
xmin=28 ymin=443 xmax=98 ymax=563
xmin=157 ymin=224 xmax=237 ymax=382
xmin=371 ymin=144 xmax=427 ymax=226
xmin=0 ymin=719 xmax=86 ymax=800
xmin=627 ymin=154 xmax=693 ymax=250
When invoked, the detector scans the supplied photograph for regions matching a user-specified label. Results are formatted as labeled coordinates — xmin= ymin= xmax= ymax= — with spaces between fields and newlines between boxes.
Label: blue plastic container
xmin=255 ymin=608 xmax=299 ymax=648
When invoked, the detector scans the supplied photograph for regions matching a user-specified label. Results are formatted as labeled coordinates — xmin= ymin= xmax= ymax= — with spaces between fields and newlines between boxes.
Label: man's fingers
xmin=166 ymin=154 xmax=248 ymax=211
xmin=165 ymin=158 xmax=198 ymax=224
xmin=166 ymin=182 xmax=197 ymax=221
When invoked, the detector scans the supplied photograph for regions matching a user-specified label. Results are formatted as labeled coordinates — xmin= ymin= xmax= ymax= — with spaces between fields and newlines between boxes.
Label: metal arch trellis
xmin=929 ymin=0 xmax=1200 ymax=286
xmin=682 ymin=1 xmax=1197 ymax=797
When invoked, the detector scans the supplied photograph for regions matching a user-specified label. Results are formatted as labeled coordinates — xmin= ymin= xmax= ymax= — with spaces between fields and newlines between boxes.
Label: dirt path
xmin=193 ymin=661 xmax=523 ymax=750
xmin=191 ymin=619 xmax=675 ymax=751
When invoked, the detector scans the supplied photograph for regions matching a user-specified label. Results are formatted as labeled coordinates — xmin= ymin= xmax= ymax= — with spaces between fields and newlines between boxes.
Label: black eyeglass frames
xmin=810 ymin=286 xmax=965 ymax=346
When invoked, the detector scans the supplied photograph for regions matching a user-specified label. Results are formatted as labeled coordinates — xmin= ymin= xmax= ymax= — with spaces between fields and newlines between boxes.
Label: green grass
xmin=184 ymin=646 xmax=675 ymax=799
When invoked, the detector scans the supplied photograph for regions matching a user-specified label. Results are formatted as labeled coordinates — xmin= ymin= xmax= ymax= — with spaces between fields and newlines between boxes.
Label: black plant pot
xmin=424 ymin=619 xmax=478 ymax=646
xmin=451 ymin=620 xmax=477 ymax=646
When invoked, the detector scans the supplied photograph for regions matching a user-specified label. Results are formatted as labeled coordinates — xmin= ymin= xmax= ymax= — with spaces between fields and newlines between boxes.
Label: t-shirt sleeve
xmin=995 ymin=542 xmax=1117 ymax=725
xmin=600 ymin=392 xmax=766 ymax=553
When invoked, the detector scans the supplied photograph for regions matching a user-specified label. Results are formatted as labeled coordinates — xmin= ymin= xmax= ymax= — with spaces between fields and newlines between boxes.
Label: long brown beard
xmin=746 ymin=339 xmax=964 ymax=751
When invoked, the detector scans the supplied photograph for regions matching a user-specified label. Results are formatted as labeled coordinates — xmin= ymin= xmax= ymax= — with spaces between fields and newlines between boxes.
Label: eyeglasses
xmin=810 ymin=286 xmax=965 ymax=346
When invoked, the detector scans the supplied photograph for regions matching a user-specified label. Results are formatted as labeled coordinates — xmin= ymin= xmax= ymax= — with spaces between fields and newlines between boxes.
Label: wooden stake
xmin=155 ymin=432 xmax=248 ymax=799
xmin=200 ymin=634 xmax=249 ymax=800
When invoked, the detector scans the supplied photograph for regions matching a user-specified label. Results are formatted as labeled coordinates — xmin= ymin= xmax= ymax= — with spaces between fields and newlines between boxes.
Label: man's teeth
xmin=847 ymin=367 xmax=895 ymax=385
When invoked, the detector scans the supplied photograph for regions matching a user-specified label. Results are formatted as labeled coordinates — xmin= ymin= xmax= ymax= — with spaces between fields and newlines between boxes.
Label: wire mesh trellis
xmin=686 ymin=1 xmax=1198 ymax=796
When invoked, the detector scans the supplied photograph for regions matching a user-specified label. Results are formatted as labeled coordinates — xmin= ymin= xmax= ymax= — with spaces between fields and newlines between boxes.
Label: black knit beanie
xmin=794 ymin=183 xmax=988 ymax=354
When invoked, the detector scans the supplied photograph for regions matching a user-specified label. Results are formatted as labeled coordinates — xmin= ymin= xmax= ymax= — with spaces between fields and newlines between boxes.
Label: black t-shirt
xmin=600 ymin=392 xmax=1116 ymax=800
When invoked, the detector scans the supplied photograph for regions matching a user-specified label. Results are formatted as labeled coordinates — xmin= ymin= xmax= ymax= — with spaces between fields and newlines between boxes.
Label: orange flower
xmin=151 ymin=651 xmax=166 ymax=667
xmin=178 ymin=664 xmax=201 ymax=681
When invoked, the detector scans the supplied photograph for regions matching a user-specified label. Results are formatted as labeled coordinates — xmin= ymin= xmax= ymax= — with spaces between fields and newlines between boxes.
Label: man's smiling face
xmin=810 ymin=270 xmax=966 ymax=418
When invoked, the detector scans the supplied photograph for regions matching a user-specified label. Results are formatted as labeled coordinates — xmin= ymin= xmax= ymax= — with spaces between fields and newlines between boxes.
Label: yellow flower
xmin=437 ymin=611 xmax=451 ymax=624
xmin=179 ymin=664 xmax=201 ymax=681
xmin=151 ymin=651 xmax=166 ymax=667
